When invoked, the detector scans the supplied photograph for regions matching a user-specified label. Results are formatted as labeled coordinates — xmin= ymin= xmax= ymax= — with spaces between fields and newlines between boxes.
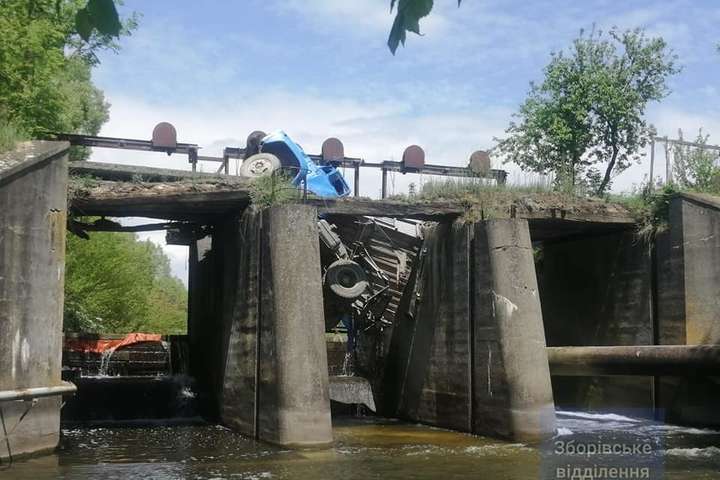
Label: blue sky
xmin=89 ymin=0 xmax=720 ymax=280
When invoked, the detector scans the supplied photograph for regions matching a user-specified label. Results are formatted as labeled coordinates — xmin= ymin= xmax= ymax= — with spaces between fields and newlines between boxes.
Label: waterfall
xmin=98 ymin=349 xmax=114 ymax=376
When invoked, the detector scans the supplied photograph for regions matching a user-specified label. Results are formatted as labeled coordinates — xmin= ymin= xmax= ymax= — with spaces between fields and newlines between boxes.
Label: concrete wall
xmin=384 ymin=219 xmax=555 ymax=443
xmin=0 ymin=142 xmax=69 ymax=459
xmin=656 ymin=196 xmax=720 ymax=427
xmin=537 ymin=231 xmax=655 ymax=413
xmin=672 ymin=196 xmax=720 ymax=344
xmin=383 ymin=222 xmax=473 ymax=432
xmin=217 ymin=205 xmax=332 ymax=447
xmin=217 ymin=210 xmax=259 ymax=435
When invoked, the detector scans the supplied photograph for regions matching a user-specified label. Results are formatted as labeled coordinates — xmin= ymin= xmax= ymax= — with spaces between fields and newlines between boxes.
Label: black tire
xmin=324 ymin=259 xmax=368 ymax=299
xmin=244 ymin=130 xmax=266 ymax=158
xmin=239 ymin=153 xmax=281 ymax=178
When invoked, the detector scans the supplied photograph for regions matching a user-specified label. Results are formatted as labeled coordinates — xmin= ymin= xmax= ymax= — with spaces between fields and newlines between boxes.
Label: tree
xmin=672 ymin=129 xmax=720 ymax=193
xmin=64 ymin=229 xmax=188 ymax=334
xmin=497 ymin=28 xmax=679 ymax=195
xmin=0 ymin=0 xmax=135 ymax=146
xmin=388 ymin=0 xmax=461 ymax=54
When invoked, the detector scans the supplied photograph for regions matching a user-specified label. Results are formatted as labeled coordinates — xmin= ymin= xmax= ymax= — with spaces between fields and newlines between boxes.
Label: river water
xmin=4 ymin=412 xmax=719 ymax=479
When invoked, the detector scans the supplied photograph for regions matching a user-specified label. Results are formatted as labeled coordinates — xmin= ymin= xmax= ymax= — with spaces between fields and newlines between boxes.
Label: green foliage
xmin=144 ymin=275 xmax=188 ymax=334
xmin=672 ymin=129 xmax=720 ymax=193
xmin=248 ymin=173 xmax=300 ymax=208
xmin=497 ymin=28 xmax=679 ymax=196
xmin=75 ymin=0 xmax=122 ymax=41
xmin=0 ymin=119 xmax=28 ymax=152
xmin=615 ymin=183 xmax=679 ymax=242
xmin=413 ymin=176 xmax=552 ymax=201
xmin=64 ymin=228 xmax=187 ymax=334
xmin=0 ymin=0 xmax=134 ymax=143
xmin=388 ymin=0 xmax=461 ymax=54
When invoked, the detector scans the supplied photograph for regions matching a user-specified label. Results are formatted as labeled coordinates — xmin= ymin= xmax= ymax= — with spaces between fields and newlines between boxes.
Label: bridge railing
xmin=54 ymin=122 xmax=508 ymax=198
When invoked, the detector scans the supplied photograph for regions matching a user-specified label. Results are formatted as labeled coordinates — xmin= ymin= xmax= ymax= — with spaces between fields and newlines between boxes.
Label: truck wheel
xmin=240 ymin=153 xmax=281 ymax=178
xmin=325 ymin=259 xmax=369 ymax=299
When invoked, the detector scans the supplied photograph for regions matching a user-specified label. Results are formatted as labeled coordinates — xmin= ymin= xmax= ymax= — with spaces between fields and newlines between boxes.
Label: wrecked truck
xmin=240 ymin=130 xmax=351 ymax=198
xmin=240 ymin=131 xmax=374 ymax=323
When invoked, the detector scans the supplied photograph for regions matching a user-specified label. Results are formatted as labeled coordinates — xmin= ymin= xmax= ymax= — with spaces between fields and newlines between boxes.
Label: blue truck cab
xmin=259 ymin=130 xmax=351 ymax=198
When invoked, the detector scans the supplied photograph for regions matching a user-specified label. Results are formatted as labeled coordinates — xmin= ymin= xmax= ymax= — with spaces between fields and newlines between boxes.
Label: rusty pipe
xmin=0 ymin=381 xmax=77 ymax=402
xmin=547 ymin=345 xmax=720 ymax=377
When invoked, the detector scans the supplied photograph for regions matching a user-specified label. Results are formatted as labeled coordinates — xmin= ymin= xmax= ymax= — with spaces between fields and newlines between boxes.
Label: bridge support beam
xmin=219 ymin=205 xmax=332 ymax=447
xmin=385 ymin=219 xmax=554 ymax=443
xmin=472 ymin=219 xmax=555 ymax=443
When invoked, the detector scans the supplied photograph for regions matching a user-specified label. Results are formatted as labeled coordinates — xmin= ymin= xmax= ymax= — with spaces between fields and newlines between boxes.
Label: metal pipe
xmin=653 ymin=136 xmax=720 ymax=152
xmin=547 ymin=346 xmax=720 ymax=377
xmin=649 ymin=138 xmax=655 ymax=191
xmin=0 ymin=382 xmax=77 ymax=403
xmin=664 ymin=136 xmax=671 ymax=183
xmin=354 ymin=166 xmax=360 ymax=197
xmin=381 ymin=169 xmax=388 ymax=199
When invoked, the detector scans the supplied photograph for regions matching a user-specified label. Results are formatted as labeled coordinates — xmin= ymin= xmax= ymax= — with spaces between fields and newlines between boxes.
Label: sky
xmin=88 ymin=0 xmax=720 ymax=282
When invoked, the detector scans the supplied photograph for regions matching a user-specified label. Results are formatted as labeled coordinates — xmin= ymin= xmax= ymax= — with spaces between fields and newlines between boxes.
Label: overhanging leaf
xmin=387 ymin=0 xmax=434 ymax=54
xmin=387 ymin=0 xmax=462 ymax=54
xmin=86 ymin=0 xmax=122 ymax=37
xmin=74 ymin=0 xmax=122 ymax=41
xmin=75 ymin=8 xmax=93 ymax=41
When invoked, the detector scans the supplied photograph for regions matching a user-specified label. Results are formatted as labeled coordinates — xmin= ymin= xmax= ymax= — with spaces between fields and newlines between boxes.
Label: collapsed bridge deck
xmin=69 ymin=161 xmax=637 ymax=240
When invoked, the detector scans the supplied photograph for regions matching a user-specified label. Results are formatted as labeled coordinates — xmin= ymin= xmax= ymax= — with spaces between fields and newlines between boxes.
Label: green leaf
xmin=86 ymin=0 xmax=122 ymax=37
xmin=75 ymin=8 xmax=93 ymax=41
xmin=387 ymin=0 xmax=434 ymax=54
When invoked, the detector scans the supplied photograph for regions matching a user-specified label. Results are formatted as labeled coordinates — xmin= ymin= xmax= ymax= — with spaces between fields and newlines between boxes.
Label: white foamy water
xmin=666 ymin=447 xmax=720 ymax=458
xmin=557 ymin=410 xmax=642 ymax=423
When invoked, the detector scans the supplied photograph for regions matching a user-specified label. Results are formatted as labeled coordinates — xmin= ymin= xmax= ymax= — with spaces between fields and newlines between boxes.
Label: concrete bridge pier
xmin=384 ymin=218 xmax=555 ymax=444
xmin=472 ymin=219 xmax=556 ymax=443
xmin=192 ymin=205 xmax=332 ymax=447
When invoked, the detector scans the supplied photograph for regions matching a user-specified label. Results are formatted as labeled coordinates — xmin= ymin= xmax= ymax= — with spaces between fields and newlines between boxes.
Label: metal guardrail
xmin=54 ymin=125 xmax=508 ymax=199
xmin=0 ymin=381 xmax=77 ymax=403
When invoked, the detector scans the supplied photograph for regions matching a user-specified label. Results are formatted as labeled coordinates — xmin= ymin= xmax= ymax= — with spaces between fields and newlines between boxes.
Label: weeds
xmin=416 ymin=176 xmax=553 ymax=201
xmin=0 ymin=119 xmax=27 ymax=153
xmin=247 ymin=173 xmax=300 ymax=208
xmin=613 ymin=183 xmax=679 ymax=243
xmin=67 ymin=175 xmax=101 ymax=213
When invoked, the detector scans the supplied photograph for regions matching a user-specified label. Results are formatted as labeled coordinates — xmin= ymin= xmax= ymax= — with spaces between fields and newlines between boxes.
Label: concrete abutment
xmin=0 ymin=142 xmax=69 ymax=460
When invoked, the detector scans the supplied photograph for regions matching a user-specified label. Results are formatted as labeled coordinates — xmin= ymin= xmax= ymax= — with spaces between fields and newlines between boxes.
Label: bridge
xmin=2 ymin=140 xmax=720 ymax=458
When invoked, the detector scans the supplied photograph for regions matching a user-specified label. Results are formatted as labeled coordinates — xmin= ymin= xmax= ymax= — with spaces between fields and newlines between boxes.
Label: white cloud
xmin=650 ymin=105 xmax=720 ymax=142
xmin=275 ymin=0 xmax=450 ymax=38
xmin=276 ymin=0 xmax=393 ymax=33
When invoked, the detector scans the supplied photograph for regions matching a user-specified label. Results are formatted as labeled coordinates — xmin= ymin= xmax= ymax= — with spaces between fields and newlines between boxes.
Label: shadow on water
xmin=3 ymin=412 xmax=720 ymax=479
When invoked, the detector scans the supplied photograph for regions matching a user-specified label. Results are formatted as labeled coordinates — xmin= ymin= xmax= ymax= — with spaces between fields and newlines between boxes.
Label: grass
xmin=0 ymin=119 xmax=27 ymax=153
xmin=386 ymin=176 xmax=591 ymax=223
xmin=611 ymin=184 xmax=679 ymax=243
xmin=247 ymin=173 xmax=301 ymax=208
xmin=416 ymin=176 xmax=554 ymax=200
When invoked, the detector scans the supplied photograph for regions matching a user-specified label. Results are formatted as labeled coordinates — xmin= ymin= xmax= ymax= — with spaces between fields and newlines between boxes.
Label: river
xmin=3 ymin=412 xmax=719 ymax=479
